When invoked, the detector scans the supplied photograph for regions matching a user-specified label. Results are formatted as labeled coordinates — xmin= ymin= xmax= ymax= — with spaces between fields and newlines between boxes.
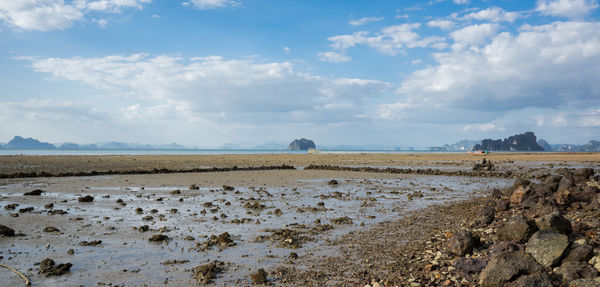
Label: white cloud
xmin=327 ymin=23 xmax=446 ymax=56
xmin=317 ymin=51 xmax=351 ymax=62
xmin=462 ymin=7 xmax=521 ymax=23
xmin=427 ymin=19 xmax=455 ymax=30
xmin=454 ymin=0 xmax=469 ymax=4
xmin=462 ymin=122 xmax=505 ymax=132
xmin=27 ymin=54 xmax=391 ymax=123
xmin=0 ymin=98 xmax=107 ymax=122
xmin=349 ymin=16 xmax=384 ymax=26
xmin=0 ymin=0 xmax=150 ymax=31
xmin=450 ymin=23 xmax=499 ymax=48
xmin=536 ymin=0 xmax=599 ymax=18
xmin=283 ymin=46 xmax=290 ymax=52
xmin=184 ymin=0 xmax=239 ymax=10
xmin=393 ymin=21 xmax=600 ymax=117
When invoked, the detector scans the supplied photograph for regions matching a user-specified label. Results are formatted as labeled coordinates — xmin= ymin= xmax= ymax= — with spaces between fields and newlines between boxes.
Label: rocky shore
xmin=273 ymin=168 xmax=600 ymax=286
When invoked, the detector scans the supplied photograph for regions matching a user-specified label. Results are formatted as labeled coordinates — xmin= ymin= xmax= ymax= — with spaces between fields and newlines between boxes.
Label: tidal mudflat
xmin=0 ymin=153 xmax=599 ymax=286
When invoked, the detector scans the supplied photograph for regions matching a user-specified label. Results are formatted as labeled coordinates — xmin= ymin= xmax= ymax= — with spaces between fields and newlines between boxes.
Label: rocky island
xmin=287 ymin=138 xmax=316 ymax=151
xmin=473 ymin=132 xmax=545 ymax=151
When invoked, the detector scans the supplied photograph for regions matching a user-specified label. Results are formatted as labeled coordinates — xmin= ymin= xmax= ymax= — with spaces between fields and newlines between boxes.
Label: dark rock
xmin=564 ymin=245 xmax=595 ymax=263
xmin=4 ymin=203 xmax=18 ymax=210
xmin=448 ymin=230 xmax=479 ymax=256
xmin=497 ymin=216 xmax=537 ymax=243
xmin=327 ymin=179 xmax=339 ymax=185
xmin=79 ymin=240 xmax=102 ymax=246
xmin=504 ymin=273 xmax=553 ymax=287
xmin=574 ymin=168 xmax=595 ymax=184
xmin=452 ymin=257 xmax=488 ymax=274
xmin=48 ymin=209 xmax=67 ymax=215
xmin=43 ymin=226 xmax=60 ymax=233
xmin=44 ymin=203 xmax=54 ymax=209
xmin=526 ymin=230 xmax=569 ymax=267
xmin=495 ymin=199 xmax=510 ymax=211
xmin=487 ymin=241 xmax=524 ymax=254
xmin=510 ymin=185 xmax=535 ymax=206
xmin=24 ymin=189 xmax=44 ymax=196
xmin=193 ymin=261 xmax=225 ymax=284
xmin=331 ymin=216 xmax=353 ymax=224
xmin=556 ymin=262 xmax=599 ymax=284
xmin=477 ymin=207 xmax=495 ymax=226
xmin=38 ymin=258 xmax=72 ymax=277
xmin=149 ymin=234 xmax=169 ymax=242
xmin=250 ymin=268 xmax=268 ymax=284
xmin=78 ymin=195 xmax=94 ymax=202
xmin=0 ymin=225 xmax=15 ymax=237
xmin=473 ymin=158 xmax=495 ymax=171
xmin=222 ymin=185 xmax=235 ymax=191
xmin=190 ymin=184 xmax=200 ymax=190
xmin=18 ymin=207 xmax=34 ymax=213
xmin=287 ymin=138 xmax=316 ymax=151
xmin=535 ymin=212 xmax=572 ymax=234
xmin=479 ymin=251 xmax=544 ymax=287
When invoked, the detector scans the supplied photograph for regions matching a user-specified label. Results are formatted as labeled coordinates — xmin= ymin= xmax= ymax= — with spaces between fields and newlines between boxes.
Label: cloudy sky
xmin=1 ymin=0 xmax=599 ymax=148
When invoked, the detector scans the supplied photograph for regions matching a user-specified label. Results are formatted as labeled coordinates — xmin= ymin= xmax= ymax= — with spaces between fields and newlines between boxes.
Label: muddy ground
xmin=0 ymin=153 xmax=598 ymax=286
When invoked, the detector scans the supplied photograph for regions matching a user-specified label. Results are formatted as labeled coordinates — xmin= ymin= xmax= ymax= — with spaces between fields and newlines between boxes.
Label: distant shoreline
xmin=0 ymin=149 xmax=587 ymax=156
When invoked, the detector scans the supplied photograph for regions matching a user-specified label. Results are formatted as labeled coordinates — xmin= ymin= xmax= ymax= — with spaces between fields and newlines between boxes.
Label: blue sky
xmin=1 ymin=0 xmax=599 ymax=148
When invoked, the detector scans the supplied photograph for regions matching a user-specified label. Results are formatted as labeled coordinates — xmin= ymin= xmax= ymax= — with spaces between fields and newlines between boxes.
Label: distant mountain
xmin=553 ymin=140 xmax=600 ymax=152
xmin=473 ymin=132 xmax=544 ymax=151
xmin=537 ymin=139 xmax=553 ymax=151
xmin=5 ymin=136 xmax=56 ymax=149
xmin=288 ymin=138 xmax=316 ymax=151
xmin=428 ymin=139 xmax=481 ymax=151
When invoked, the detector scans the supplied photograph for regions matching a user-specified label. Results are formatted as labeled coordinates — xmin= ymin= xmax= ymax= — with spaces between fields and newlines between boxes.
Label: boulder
xmin=574 ymin=168 xmax=595 ymax=184
xmin=250 ymin=268 xmax=268 ymax=284
xmin=479 ymin=251 xmax=544 ymax=287
xmin=24 ymin=189 xmax=44 ymax=196
xmin=556 ymin=262 xmax=599 ymax=284
xmin=510 ymin=185 xmax=534 ymax=206
xmin=488 ymin=241 xmax=524 ymax=254
xmin=497 ymin=216 xmax=537 ymax=243
xmin=535 ymin=212 xmax=573 ymax=234
xmin=504 ymin=273 xmax=553 ymax=287
xmin=452 ymin=257 xmax=488 ymax=274
xmin=526 ymin=230 xmax=569 ymax=267
xmin=565 ymin=245 xmax=595 ymax=263
xmin=448 ymin=230 xmax=479 ymax=256
xmin=78 ymin=195 xmax=94 ymax=202
xmin=589 ymin=255 xmax=600 ymax=272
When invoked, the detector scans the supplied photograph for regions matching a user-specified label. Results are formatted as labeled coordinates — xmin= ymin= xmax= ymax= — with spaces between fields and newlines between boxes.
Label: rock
xmin=526 ymin=230 xmax=569 ymax=267
xmin=331 ymin=216 xmax=353 ymax=224
xmin=149 ymin=234 xmax=169 ymax=242
xmin=250 ymin=268 xmax=268 ymax=284
xmin=497 ymin=216 xmax=537 ymax=243
xmin=473 ymin=132 xmax=544 ymax=151
xmin=556 ymin=262 xmax=599 ymax=284
xmin=448 ymin=230 xmax=479 ymax=256
xmin=565 ymin=245 xmax=595 ymax=263
xmin=569 ymin=278 xmax=600 ymax=287
xmin=590 ymin=255 xmax=600 ymax=272
xmin=535 ymin=212 xmax=573 ymax=234
xmin=193 ymin=261 xmax=225 ymax=284
xmin=479 ymin=251 xmax=544 ymax=287
xmin=78 ymin=195 xmax=94 ymax=202
xmin=488 ymin=241 xmax=524 ymax=254
xmin=327 ymin=179 xmax=339 ymax=185
xmin=477 ymin=207 xmax=495 ymax=226
xmin=473 ymin=158 xmax=495 ymax=171
xmin=510 ymin=185 xmax=534 ymax=206
xmin=24 ymin=189 xmax=44 ymax=196
xmin=38 ymin=258 xmax=72 ymax=277
xmin=0 ymin=225 xmax=15 ymax=237
xmin=287 ymin=138 xmax=316 ymax=151
xmin=19 ymin=207 xmax=34 ymax=213
xmin=44 ymin=203 xmax=54 ymax=209
xmin=574 ymin=168 xmax=595 ymax=184
xmin=79 ymin=240 xmax=102 ymax=246
xmin=452 ymin=257 xmax=488 ymax=274
xmin=43 ymin=226 xmax=60 ymax=233
xmin=504 ymin=273 xmax=553 ymax=287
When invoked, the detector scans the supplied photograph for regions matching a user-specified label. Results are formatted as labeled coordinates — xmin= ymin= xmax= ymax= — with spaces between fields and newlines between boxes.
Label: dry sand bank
xmin=0 ymin=152 xmax=598 ymax=175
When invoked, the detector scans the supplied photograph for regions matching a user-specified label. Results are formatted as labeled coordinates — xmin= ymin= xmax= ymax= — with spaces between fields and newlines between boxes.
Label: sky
xmin=1 ymin=0 xmax=599 ymax=148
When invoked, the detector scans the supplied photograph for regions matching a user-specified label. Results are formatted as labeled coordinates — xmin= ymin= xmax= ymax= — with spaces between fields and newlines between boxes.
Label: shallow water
xmin=0 ymin=171 xmax=512 ymax=286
